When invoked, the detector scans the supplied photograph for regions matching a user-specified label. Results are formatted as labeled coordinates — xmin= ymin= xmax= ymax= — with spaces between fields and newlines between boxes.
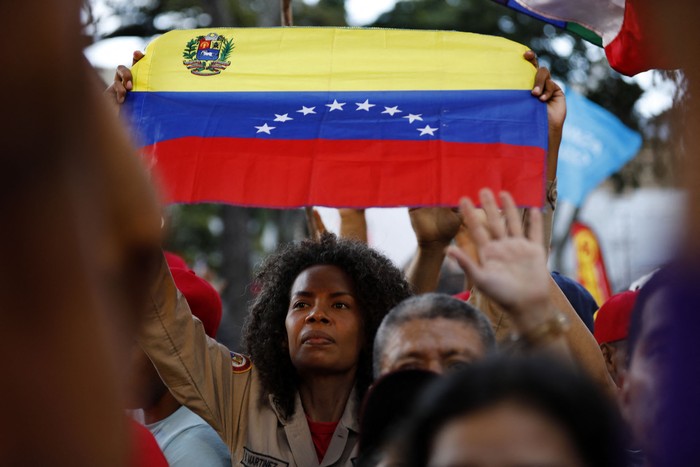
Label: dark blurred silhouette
xmin=0 ymin=1 xmax=162 ymax=465
xmin=396 ymin=356 xmax=626 ymax=467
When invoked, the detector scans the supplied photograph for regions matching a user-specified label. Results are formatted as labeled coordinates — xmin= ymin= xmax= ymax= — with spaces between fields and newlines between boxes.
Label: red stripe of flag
xmin=143 ymin=138 xmax=546 ymax=208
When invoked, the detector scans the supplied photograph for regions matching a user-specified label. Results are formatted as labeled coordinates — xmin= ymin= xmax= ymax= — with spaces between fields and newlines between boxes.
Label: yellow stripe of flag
xmin=132 ymin=27 xmax=535 ymax=92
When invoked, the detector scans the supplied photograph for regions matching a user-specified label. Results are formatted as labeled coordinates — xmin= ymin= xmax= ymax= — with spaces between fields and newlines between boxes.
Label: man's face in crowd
xmin=377 ymin=317 xmax=487 ymax=376
xmin=600 ymin=339 xmax=629 ymax=389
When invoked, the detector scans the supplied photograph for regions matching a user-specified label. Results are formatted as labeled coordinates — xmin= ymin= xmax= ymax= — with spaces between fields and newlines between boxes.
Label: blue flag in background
xmin=556 ymin=89 xmax=642 ymax=206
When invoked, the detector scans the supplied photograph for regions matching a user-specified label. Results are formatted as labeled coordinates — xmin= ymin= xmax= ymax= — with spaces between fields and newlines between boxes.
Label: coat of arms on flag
xmin=182 ymin=32 xmax=235 ymax=76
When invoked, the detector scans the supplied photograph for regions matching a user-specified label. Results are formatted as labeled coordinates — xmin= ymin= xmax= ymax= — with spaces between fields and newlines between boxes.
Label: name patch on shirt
xmin=230 ymin=352 xmax=252 ymax=373
xmin=241 ymin=447 xmax=288 ymax=467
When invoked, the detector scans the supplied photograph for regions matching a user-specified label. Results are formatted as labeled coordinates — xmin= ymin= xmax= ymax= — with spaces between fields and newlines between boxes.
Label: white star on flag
xmin=417 ymin=125 xmax=437 ymax=136
xmin=274 ymin=113 xmax=293 ymax=122
xmin=297 ymin=106 xmax=316 ymax=115
xmin=403 ymin=113 xmax=423 ymax=124
xmin=382 ymin=106 xmax=402 ymax=116
xmin=326 ymin=99 xmax=346 ymax=111
xmin=255 ymin=123 xmax=276 ymax=134
xmin=355 ymin=99 xmax=375 ymax=111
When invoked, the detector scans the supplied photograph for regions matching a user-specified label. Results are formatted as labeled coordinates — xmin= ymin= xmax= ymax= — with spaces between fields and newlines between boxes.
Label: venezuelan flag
xmin=124 ymin=27 xmax=548 ymax=208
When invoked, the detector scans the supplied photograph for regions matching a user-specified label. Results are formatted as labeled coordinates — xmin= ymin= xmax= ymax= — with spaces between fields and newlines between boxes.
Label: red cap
xmin=170 ymin=267 xmax=222 ymax=338
xmin=593 ymin=290 xmax=639 ymax=345
xmin=164 ymin=250 xmax=189 ymax=270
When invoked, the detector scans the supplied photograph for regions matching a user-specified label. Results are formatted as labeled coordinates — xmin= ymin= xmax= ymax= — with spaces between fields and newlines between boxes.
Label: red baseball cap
xmin=170 ymin=267 xmax=222 ymax=338
xmin=593 ymin=290 xmax=639 ymax=345
xmin=164 ymin=250 xmax=189 ymax=270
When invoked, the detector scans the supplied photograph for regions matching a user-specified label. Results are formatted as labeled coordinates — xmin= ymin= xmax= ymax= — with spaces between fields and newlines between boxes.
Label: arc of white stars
xmin=417 ymin=125 xmax=437 ymax=136
xmin=355 ymin=99 xmax=375 ymax=111
xmin=274 ymin=113 xmax=293 ymax=122
xmin=326 ymin=99 xmax=346 ymax=111
xmin=382 ymin=106 xmax=402 ymax=116
xmin=403 ymin=113 xmax=423 ymax=124
xmin=255 ymin=123 xmax=275 ymax=134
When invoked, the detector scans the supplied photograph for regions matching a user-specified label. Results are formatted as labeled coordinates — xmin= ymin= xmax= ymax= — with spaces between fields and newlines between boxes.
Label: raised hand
xmin=103 ymin=50 xmax=145 ymax=111
xmin=447 ymin=189 xmax=549 ymax=316
xmin=404 ymin=207 xmax=462 ymax=294
xmin=524 ymin=50 xmax=566 ymax=182
xmin=408 ymin=207 xmax=462 ymax=248
xmin=524 ymin=50 xmax=566 ymax=133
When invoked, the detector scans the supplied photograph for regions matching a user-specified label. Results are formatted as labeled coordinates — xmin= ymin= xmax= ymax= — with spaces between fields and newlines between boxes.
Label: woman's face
xmin=428 ymin=400 xmax=584 ymax=467
xmin=285 ymin=264 xmax=365 ymax=377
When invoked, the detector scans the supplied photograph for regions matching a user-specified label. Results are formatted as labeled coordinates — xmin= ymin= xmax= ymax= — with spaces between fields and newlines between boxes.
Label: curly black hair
xmin=241 ymin=232 xmax=413 ymax=419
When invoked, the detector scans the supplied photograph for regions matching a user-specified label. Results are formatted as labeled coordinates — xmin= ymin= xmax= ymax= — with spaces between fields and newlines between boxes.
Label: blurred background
xmin=81 ymin=0 xmax=683 ymax=350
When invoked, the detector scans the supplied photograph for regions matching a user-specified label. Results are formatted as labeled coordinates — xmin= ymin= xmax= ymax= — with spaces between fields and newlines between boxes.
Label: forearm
xmin=139 ymin=253 xmax=240 ymax=432
xmin=508 ymin=301 xmax=574 ymax=362
xmin=547 ymin=277 xmax=617 ymax=396
xmin=543 ymin=125 xmax=562 ymax=252
xmin=522 ymin=179 xmax=557 ymax=256
xmin=338 ymin=209 xmax=367 ymax=243
xmin=547 ymin=126 xmax=562 ymax=182
xmin=405 ymin=242 xmax=449 ymax=294
xmin=479 ymin=276 xmax=615 ymax=396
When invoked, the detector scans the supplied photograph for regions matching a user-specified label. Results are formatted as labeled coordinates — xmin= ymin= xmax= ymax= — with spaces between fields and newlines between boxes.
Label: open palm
xmin=448 ymin=189 xmax=550 ymax=315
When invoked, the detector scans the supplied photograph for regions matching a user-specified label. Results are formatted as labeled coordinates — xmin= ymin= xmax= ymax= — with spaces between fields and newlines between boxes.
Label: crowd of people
xmin=109 ymin=45 xmax=667 ymax=461
xmin=5 ymin=0 xmax=700 ymax=466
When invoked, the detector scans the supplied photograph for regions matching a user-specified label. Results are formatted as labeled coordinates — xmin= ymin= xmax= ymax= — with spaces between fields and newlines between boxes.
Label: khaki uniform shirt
xmin=140 ymin=260 xmax=360 ymax=466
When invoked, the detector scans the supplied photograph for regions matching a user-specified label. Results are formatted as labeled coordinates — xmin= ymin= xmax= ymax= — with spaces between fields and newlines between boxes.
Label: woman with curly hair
xmin=138 ymin=233 xmax=412 ymax=466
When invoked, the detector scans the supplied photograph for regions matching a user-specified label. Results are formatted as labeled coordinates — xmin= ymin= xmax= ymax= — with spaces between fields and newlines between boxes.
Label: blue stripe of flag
xmin=124 ymin=90 xmax=547 ymax=150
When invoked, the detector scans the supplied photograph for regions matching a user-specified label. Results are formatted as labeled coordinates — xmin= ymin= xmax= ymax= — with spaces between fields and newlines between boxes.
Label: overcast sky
xmin=344 ymin=0 xmax=397 ymax=25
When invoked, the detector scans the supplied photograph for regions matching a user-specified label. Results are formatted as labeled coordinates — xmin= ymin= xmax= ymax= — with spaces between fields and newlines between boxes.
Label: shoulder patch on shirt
xmin=230 ymin=352 xmax=252 ymax=373
xmin=241 ymin=447 xmax=289 ymax=467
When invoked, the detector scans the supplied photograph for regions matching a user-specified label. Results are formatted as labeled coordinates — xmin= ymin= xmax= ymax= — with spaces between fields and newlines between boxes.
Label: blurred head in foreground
xmin=356 ymin=369 xmax=438 ymax=466
xmin=0 ymin=1 xmax=164 ymax=464
xmin=395 ymin=356 xmax=626 ymax=467
xmin=621 ymin=263 xmax=700 ymax=466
